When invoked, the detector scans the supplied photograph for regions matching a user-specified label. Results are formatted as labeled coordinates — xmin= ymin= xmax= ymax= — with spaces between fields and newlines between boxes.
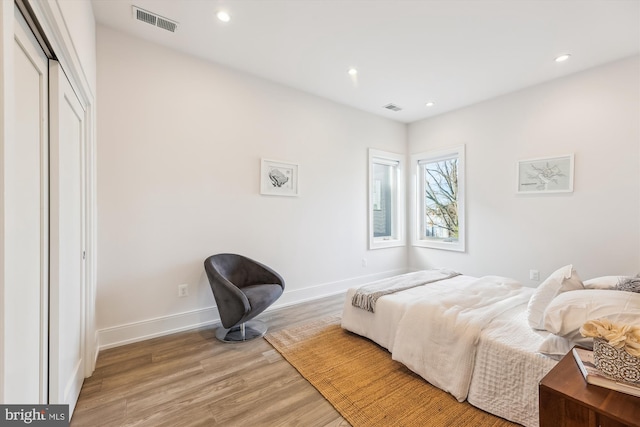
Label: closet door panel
xmin=7 ymin=6 xmax=49 ymax=403
xmin=49 ymin=60 xmax=86 ymax=414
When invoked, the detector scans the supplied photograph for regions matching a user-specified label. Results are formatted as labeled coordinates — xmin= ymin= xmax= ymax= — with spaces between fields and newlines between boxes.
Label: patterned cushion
xmin=617 ymin=275 xmax=640 ymax=293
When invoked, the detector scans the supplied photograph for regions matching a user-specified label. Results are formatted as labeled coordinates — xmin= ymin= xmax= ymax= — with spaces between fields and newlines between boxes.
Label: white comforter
xmin=342 ymin=273 xmax=554 ymax=427
xmin=390 ymin=276 xmax=532 ymax=402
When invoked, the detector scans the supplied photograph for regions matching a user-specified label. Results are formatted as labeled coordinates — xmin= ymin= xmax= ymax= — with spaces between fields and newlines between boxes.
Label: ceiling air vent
xmin=383 ymin=103 xmax=402 ymax=112
xmin=133 ymin=6 xmax=178 ymax=33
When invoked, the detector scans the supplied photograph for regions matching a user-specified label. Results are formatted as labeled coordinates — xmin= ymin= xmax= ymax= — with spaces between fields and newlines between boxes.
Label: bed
xmin=341 ymin=267 xmax=640 ymax=427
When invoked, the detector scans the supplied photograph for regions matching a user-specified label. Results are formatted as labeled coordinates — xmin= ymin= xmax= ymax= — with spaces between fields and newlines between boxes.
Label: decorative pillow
xmin=617 ymin=275 xmax=640 ymax=293
xmin=526 ymin=265 xmax=583 ymax=330
xmin=542 ymin=289 xmax=640 ymax=343
xmin=583 ymin=276 xmax=621 ymax=290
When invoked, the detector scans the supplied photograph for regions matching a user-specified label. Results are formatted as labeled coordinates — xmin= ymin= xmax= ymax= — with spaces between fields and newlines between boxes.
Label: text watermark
xmin=0 ymin=405 xmax=68 ymax=426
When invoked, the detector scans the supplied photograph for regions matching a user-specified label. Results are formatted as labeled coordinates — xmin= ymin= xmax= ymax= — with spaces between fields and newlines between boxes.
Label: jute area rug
xmin=265 ymin=316 xmax=518 ymax=427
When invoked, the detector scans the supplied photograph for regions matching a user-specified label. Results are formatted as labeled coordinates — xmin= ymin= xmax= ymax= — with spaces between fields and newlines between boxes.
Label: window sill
xmin=370 ymin=239 xmax=406 ymax=250
xmin=412 ymin=239 xmax=465 ymax=252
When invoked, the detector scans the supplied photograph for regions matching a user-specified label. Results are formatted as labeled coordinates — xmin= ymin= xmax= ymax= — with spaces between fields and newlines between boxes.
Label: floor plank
xmin=72 ymin=293 xmax=349 ymax=427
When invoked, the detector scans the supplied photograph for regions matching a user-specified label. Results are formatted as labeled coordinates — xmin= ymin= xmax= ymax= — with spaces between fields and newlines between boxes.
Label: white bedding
xmin=342 ymin=275 xmax=477 ymax=350
xmin=391 ymin=276 xmax=532 ymax=402
xmin=468 ymin=307 xmax=557 ymax=427
xmin=341 ymin=273 xmax=557 ymax=427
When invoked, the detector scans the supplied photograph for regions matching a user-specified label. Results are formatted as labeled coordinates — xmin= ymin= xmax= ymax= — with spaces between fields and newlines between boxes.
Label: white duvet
xmin=390 ymin=276 xmax=531 ymax=401
xmin=341 ymin=273 xmax=557 ymax=427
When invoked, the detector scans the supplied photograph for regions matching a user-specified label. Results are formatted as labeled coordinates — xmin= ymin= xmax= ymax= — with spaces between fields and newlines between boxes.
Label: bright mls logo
xmin=0 ymin=405 xmax=68 ymax=426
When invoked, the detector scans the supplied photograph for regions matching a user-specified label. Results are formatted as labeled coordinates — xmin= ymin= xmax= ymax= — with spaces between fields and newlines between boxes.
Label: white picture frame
xmin=260 ymin=159 xmax=299 ymax=196
xmin=517 ymin=154 xmax=574 ymax=194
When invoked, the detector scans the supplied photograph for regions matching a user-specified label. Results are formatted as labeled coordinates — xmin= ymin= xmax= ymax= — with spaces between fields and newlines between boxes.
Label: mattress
xmin=341 ymin=275 xmax=557 ymax=427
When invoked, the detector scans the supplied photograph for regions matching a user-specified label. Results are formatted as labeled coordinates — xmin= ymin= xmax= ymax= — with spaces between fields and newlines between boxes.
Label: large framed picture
xmin=260 ymin=159 xmax=299 ymax=196
xmin=516 ymin=154 xmax=574 ymax=194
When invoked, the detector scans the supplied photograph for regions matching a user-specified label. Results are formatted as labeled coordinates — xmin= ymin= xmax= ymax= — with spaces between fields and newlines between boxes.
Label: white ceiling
xmin=91 ymin=0 xmax=640 ymax=123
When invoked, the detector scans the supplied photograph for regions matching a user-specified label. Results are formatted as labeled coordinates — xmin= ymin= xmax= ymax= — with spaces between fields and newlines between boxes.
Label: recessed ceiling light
xmin=555 ymin=54 xmax=571 ymax=62
xmin=348 ymin=68 xmax=358 ymax=76
xmin=425 ymin=101 xmax=435 ymax=107
xmin=217 ymin=10 xmax=231 ymax=22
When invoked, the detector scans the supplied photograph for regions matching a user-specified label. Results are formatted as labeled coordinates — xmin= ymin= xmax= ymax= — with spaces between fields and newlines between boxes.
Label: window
xmin=369 ymin=149 xmax=405 ymax=249
xmin=411 ymin=145 xmax=465 ymax=252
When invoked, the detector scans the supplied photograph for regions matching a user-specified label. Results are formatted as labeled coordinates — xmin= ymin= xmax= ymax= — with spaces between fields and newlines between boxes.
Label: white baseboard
xmin=96 ymin=268 xmax=407 ymax=351
xmin=97 ymin=306 xmax=220 ymax=351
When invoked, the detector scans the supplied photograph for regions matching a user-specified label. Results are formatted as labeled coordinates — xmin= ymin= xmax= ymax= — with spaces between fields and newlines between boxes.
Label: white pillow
xmin=527 ymin=265 xmax=583 ymax=330
xmin=537 ymin=330 xmax=597 ymax=359
xmin=583 ymin=276 xmax=620 ymax=290
xmin=537 ymin=334 xmax=575 ymax=360
xmin=543 ymin=289 xmax=640 ymax=342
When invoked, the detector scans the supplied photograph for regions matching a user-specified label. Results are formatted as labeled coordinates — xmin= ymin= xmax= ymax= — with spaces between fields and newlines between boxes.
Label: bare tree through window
xmin=413 ymin=146 xmax=465 ymax=251
xmin=422 ymin=158 xmax=458 ymax=241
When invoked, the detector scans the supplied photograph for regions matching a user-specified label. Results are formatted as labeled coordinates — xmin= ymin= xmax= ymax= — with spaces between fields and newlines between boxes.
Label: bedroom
xmin=92 ymin=0 xmax=640 ymax=348
xmin=1 ymin=0 xmax=639 ymax=425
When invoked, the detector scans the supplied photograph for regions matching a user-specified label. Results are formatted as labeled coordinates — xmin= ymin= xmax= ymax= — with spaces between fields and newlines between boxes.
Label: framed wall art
xmin=517 ymin=154 xmax=574 ymax=194
xmin=260 ymin=159 xmax=299 ymax=196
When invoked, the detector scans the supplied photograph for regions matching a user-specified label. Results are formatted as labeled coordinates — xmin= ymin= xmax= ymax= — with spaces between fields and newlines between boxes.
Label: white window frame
xmin=369 ymin=149 xmax=405 ymax=250
xmin=411 ymin=145 xmax=465 ymax=252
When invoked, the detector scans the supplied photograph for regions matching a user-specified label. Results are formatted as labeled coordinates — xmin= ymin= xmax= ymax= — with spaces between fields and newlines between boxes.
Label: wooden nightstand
xmin=539 ymin=347 xmax=640 ymax=427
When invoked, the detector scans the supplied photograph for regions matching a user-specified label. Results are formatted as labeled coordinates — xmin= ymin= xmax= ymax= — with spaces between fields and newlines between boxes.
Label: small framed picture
xmin=260 ymin=159 xmax=299 ymax=196
xmin=517 ymin=154 xmax=574 ymax=194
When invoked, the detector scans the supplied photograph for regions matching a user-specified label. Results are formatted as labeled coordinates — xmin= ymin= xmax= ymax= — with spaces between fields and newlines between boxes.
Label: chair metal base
xmin=215 ymin=320 xmax=268 ymax=343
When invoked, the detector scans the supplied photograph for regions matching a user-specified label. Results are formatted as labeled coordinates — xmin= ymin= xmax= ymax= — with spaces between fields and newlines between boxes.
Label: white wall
xmin=408 ymin=56 xmax=640 ymax=285
xmin=96 ymin=26 xmax=407 ymax=348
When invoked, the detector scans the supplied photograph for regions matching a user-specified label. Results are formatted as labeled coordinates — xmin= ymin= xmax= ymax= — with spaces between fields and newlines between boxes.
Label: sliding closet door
xmin=49 ymin=60 xmax=87 ymax=414
xmin=8 ymin=7 xmax=49 ymax=403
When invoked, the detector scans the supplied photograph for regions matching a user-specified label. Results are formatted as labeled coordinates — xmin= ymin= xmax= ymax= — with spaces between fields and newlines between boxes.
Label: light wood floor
xmin=71 ymin=293 xmax=350 ymax=427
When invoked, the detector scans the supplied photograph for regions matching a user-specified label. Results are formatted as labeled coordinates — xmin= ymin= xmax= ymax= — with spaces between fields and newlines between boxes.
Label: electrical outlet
xmin=361 ymin=258 xmax=368 ymax=267
xmin=529 ymin=270 xmax=540 ymax=281
xmin=178 ymin=284 xmax=189 ymax=297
